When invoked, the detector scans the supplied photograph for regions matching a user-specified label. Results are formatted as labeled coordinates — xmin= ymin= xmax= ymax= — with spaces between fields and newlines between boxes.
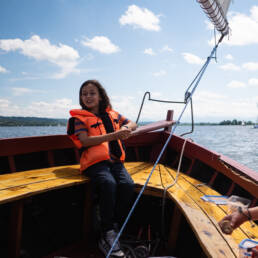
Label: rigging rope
xmin=107 ymin=35 xmax=224 ymax=258
xmin=161 ymin=137 xmax=189 ymax=239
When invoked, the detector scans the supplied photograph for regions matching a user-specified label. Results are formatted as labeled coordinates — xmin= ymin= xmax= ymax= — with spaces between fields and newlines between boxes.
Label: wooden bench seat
xmin=125 ymin=162 xmax=258 ymax=258
xmin=0 ymin=165 xmax=90 ymax=258
xmin=0 ymin=164 xmax=88 ymax=205
xmin=1 ymin=161 xmax=257 ymax=258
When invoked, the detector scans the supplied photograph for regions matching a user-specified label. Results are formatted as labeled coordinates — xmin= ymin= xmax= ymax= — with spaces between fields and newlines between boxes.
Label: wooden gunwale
xmin=0 ymin=159 xmax=257 ymax=257
xmin=0 ymin=135 xmax=74 ymax=157
xmin=0 ymin=121 xmax=257 ymax=258
xmin=163 ymin=132 xmax=258 ymax=199
xmin=129 ymin=162 xmax=258 ymax=257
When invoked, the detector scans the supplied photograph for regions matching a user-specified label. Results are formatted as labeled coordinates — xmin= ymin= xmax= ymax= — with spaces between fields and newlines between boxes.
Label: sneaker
xmin=98 ymin=229 xmax=125 ymax=257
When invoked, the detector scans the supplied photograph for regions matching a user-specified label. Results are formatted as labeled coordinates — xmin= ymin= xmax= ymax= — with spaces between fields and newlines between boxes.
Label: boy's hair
xmin=79 ymin=80 xmax=112 ymax=113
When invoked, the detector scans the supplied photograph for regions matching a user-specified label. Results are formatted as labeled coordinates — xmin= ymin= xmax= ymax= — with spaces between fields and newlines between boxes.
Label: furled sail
xmin=197 ymin=0 xmax=232 ymax=35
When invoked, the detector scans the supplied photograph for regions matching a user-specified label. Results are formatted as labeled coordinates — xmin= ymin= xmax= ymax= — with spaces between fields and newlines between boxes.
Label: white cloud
xmin=99 ymin=91 xmax=258 ymax=122
xmin=0 ymin=65 xmax=8 ymax=73
xmin=144 ymin=48 xmax=156 ymax=56
xmin=219 ymin=63 xmax=240 ymax=71
xmin=136 ymin=91 xmax=163 ymax=98
xmin=225 ymin=54 xmax=233 ymax=60
xmin=222 ymin=6 xmax=258 ymax=46
xmin=151 ymin=92 xmax=163 ymax=98
xmin=160 ymin=45 xmax=173 ymax=53
xmin=226 ymin=80 xmax=246 ymax=88
xmin=0 ymin=35 xmax=80 ymax=79
xmin=112 ymin=94 xmax=177 ymax=122
xmin=0 ymin=99 xmax=10 ymax=108
xmin=11 ymin=87 xmax=46 ymax=96
xmin=81 ymin=36 xmax=120 ymax=54
xmin=0 ymin=98 xmax=79 ymax=118
xmin=153 ymin=70 xmax=166 ymax=77
xmin=9 ymin=76 xmax=40 ymax=82
xmin=248 ymin=78 xmax=258 ymax=86
xmin=85 ymin=53 xmax=94 ymax=61
xmin=111 ymin=95 xmax=137 ymax=119
xmin=194 ymin=90 xmax=258 ymax=119
xmin=182 ymin=53 xmax=205 ymax=65
xmin=119 ymin=5 xmax=160 ymax=31
xmin=242 ymin=62 xmax=258 ymax=71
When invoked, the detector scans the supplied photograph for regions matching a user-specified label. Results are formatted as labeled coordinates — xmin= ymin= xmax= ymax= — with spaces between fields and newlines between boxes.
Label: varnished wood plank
xmin=0 ymin=162 xmax=148 ymax=205
xmin=166 ymin=186 xmax=235 ymax=257
xmin=125 ymin=162 xmax=153 ymax=176
xmin=0 ymin=160 xmax=256 ymax=258
xmin=0 ymin=165 xmax=81 ymax=188
xmin=126 ymin=162 xmax=237 ymax=257
xmin=176 ymin=170 xmax=258 ymax=241
xmin=0 ymin=174 xmax=89 ymax=204
xmin=160 ymin=166 xmax=240 ymax=255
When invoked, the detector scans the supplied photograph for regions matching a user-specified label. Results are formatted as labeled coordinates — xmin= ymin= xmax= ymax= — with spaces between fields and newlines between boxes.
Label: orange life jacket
xmin=67 ymin=108 xmax=126 ymax=172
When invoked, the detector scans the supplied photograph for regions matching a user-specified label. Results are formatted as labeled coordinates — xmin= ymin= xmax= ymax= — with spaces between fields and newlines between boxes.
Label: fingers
xmin=114 ymin=129 xmax=132 ymax=140
xmin=219 ymin=210 xmax=248 ymax=235
xmin=219 ymin=215 xmax=233 ymax=234
xmin=119 ymin=129 xmax=131 ymax=140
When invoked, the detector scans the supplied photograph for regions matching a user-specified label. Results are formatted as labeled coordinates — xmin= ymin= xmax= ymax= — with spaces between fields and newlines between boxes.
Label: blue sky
xmin=0 ymin=0 xmax=258 ymax=122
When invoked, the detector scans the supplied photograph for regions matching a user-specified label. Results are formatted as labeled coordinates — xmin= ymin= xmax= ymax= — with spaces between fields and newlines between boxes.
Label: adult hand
xmin=252 ymin=247 xmax=258 ymax=258
xmin=218 ymin=210 xmax=247 ymax=234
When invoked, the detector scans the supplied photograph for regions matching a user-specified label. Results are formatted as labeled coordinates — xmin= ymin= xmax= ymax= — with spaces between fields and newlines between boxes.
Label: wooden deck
xmin=0 ymin=162 xmax=257 ymax=258
xmin=0 ymin=164 xmax=85 ymax=205
xmin=126 ymin=162 xmax=258 ymax=257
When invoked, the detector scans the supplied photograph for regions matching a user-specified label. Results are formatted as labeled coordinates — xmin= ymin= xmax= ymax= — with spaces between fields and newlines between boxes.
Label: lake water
xmin=0 ymin=125 xmax=257 ymax=172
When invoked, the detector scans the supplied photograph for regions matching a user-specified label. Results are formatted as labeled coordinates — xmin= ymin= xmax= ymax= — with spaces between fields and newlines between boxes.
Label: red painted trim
xmin=226 ymin=182 xmax=235 ymax=196
xmin=165 ymin=110 xmax=174 ymax=132
xmin=134 ymin=147 xmax=140 ymax=161
xmin=220 ymin=155 xmax=258 ymax=181
xmin=8 ymin=156 xmax=16 ymax=172
xmin=47 ymin=150 xmax=55 ymax=167
xmin=125 ymin=131 xmax=162 ymax=147
xmin=0 ymin=135 xmax=74 ymax=157
xmin=186 ymin=158 xmax=195 ymax=175
xmin=164 ymin=131 xmax=258 ymax=198
xmin=208 ymin=171 xmax=218 ymax=187
xmin=8 ymin=200 xmax=23 ymax=258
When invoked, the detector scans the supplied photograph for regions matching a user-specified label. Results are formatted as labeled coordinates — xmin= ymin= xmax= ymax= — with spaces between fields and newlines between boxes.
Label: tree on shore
xmin=219 ymin=119 xmax=254 ymax=125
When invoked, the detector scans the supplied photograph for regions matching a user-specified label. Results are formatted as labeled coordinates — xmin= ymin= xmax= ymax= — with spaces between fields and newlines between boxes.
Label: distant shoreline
xmin=0 ymin=116 xmax=255 ymax=127
xmin=0 ymin=116 xmax=67 ymax=127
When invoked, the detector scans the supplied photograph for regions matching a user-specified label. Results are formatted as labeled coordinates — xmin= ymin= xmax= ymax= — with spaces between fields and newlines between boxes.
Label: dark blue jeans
xmin=84 ymin=161 xmax=135 ymax=232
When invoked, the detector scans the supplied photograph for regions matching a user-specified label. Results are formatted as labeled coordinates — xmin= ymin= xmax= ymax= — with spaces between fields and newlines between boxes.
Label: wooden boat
xmin=0 ymin=110 xmax=257 ymax=258
xmin=1 ymin=2 xmax=257 ymax=257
